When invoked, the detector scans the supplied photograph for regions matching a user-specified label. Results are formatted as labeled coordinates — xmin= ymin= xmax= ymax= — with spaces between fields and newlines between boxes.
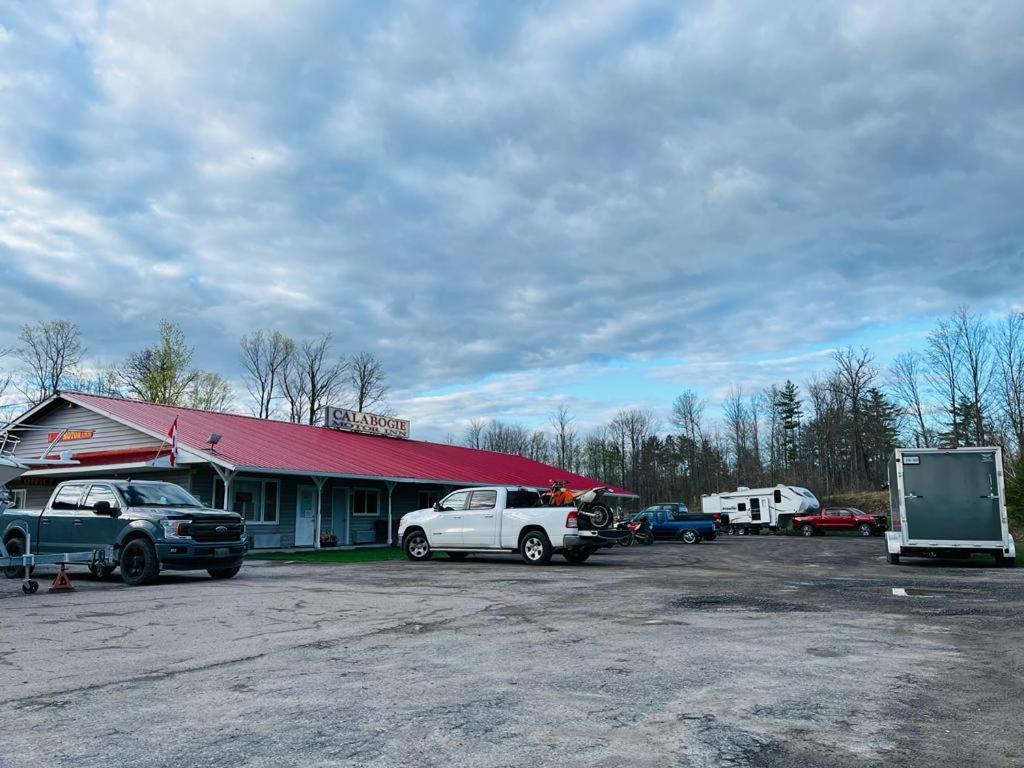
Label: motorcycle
xmin=541 ymin=480 xmax=615 ymax=528
xmin=616 ymin=516 xmax=654 ymax=547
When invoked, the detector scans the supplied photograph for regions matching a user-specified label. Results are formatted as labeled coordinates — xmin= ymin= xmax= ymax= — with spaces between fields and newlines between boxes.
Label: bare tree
xmin=889 ymin=351 xmax=932 ymax=447
xmin=952 ymin=305 xmax=995 ymax=445
xmin=284 ymin=335 xmax=348 ymax=425
xmin=463 ymin=418 xmax=487 ymax=449
xmin=17 ymin=320 xmax=85 ymax=403
xmin=833 ymin=347 xmax=877 ymax=485
xmin=925 ymin=319 xmax=963 ymax=445
xmin=347 ymin=351 xmax=390 ymax=413
xmin=996 ymin=311 xmax=1024 ymax=455
xmin=722 ymin=386 xmax=751 ymax=479
xmin=240 ymin=330 xmax=294 ymax=418
xmin=549 ymin=403 xmax=578 ymax=471
xmin=482 ymin=420 xmax=531 ymax=455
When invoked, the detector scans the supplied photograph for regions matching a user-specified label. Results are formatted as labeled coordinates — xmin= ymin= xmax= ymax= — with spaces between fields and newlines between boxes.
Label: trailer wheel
xmin=800 ymin=524 xmax=815 ymax=537
xmin=22 ymin=579 xmax=39 ymax=594
xmin=3 ymin=536 xmax=34 ymax=579
xmin=886 ymin=551 xmax=901 ymax=565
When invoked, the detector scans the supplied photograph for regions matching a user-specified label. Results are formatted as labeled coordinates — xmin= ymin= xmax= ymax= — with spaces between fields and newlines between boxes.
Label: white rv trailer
xmin=701 ymin=484 xmax=820 ymax=533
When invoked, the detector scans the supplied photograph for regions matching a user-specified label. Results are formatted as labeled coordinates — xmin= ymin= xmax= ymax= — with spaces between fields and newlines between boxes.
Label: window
xmin=507 ymin=489 xmax=542 ymax=508
xmin=121 ymin=482 xmax=201 ymax=508
xmin=440 ymin=491 xmax=470 ymax=512
xmin=51 ymin=485 xmax=85 ymax=510
xmin=353 ymin=488 xmax=380 ymax=516
xmin=84 ymin=485 xmax=120 ymax=510
xmin=469 ymin=490 xmax=497 ymax=509
xmin=773 ymin=489 xmax=782 ymax=504
xmin=9 ymin=489 xmax=26 ymax=509
xmin=215 ymin=478 xmax=279 ymax=523
xmin=737 ymin=502 xmax=747 ymax=512
xmin=418 ymin=491 xmax=439 ymax=509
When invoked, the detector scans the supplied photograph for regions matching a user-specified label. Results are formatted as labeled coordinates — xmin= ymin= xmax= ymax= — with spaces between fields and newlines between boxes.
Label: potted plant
xmin=320 ymin=533 xmax=338 ymax=548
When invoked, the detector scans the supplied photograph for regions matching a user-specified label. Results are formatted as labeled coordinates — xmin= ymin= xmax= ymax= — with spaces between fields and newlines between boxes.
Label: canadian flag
xmin=167 ymin=417 xmax=178 ymax=467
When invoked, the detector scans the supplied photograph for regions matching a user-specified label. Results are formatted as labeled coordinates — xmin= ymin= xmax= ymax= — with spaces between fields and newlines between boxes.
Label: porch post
xmin=209 ymin=464 xmax=237 ymax=512
xmin=385 ymin=481 xmax=397 ymax=546
xmin=312 ymin=476 xmax=327 ymax=550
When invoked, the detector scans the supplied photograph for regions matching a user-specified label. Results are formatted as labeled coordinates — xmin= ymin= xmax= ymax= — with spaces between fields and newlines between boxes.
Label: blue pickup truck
xmin=631 ymin=504 xmax=717 ymax=544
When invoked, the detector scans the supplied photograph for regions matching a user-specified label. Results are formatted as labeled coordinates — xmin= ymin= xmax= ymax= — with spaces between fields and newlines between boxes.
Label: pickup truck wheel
xmin=208 ymin=566 xmax=241 ymax=579
xmin=857 ymin=523 xmax=873 ymax=537
xmin=680 ymin=529 xmax=699 ymax=545
xmin=800 ymin=524 xmax=815 ymax=537
xmin=3 ymin=537 xmax=34 ymax=579
xmin=119 ymin=539 xmax=159 ymax=586
xmin=521 ymin=531 xmax=552 ymax=565
xmin=562 ymin=548 xmax=592 ymax=564
xmin=403 ymin=532 xmax=433 ymax=561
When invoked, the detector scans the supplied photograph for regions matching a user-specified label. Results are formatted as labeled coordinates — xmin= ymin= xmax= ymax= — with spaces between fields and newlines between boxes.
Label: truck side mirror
xmin=433 ymin=501 xmax=441 ymax=512
xmin=93 ymin=500 xmax=117 ymax=517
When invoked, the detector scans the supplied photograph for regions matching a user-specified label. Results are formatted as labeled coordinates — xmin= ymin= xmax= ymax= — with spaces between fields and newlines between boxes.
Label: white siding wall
xmin=11 ymin=402 xmax=158 ymax=459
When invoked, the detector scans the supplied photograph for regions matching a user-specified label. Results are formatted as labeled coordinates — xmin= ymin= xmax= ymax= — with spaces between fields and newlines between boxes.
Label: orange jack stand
xmin=49 ymin=565 xmax=75 ymax=593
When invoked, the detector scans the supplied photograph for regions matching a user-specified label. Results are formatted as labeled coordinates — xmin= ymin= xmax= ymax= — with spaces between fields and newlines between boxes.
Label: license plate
xmin=215 ymin=548 xmax=229 ymax=557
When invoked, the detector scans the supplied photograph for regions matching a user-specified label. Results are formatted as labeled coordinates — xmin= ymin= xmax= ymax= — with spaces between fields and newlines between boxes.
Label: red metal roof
xmin=60 ymin=393 xmax=634 ymax=495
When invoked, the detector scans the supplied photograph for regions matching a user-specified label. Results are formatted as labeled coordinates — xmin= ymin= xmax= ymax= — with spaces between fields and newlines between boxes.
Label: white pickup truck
xmin=398 ymin=486 xmax=625 ymax=565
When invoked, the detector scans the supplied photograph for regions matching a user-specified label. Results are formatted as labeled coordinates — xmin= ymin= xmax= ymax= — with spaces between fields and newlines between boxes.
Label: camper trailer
xmin=885 ymin=447 xmax=1016 ymax=566
xmin=701 ymin=485 xmax=820 ymax=534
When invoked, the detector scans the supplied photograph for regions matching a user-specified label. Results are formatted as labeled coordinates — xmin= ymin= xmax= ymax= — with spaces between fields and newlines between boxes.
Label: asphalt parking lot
xmin=1 ymin=536 xmax=1022 ymax=768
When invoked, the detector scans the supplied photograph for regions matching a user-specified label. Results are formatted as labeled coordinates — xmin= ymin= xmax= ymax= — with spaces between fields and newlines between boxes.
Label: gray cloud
xmin=1 ymin=0 xmax=1023 ymax=431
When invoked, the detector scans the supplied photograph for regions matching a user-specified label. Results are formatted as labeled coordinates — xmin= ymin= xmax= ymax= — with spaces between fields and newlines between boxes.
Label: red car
xmin=793 ymin=506 xmax=888 ymax=537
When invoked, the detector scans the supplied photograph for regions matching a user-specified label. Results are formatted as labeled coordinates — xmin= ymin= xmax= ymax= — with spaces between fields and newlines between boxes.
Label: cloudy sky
xmin=1 ymin=1 xmax=1022 ymax=438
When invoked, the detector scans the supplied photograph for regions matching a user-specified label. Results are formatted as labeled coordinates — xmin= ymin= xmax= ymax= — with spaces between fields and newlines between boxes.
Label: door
xmin=903 ymin=451 xmax=1003 ymax=542
xmin=431 ymin=490 xmax=470 ymax=546
xmin=824 ymin=508 xmax=855 ymax=530
xmin=295 ymin=485 xmax=317 ymax=547
xmin=39 ymin=484 xmax=85 ymax=554
xmin=331 ymin=487 xmax=349 ymax=545
xmin=749 ymin=498 xmax=762 ymax=523
xmin=462 ymin=489 xmax=499 ymax=547
xmin=74 ymin=484 xmax=122 ymax=551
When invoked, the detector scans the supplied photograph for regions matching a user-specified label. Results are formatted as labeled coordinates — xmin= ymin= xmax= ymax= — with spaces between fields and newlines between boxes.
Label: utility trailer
xmin=1 ymin=428 xmax=112 ymax=593
xmin=0 ymin=532 xmax=114 ymax=593
xmin=885 ymin=447 xmax=1016 ymax=566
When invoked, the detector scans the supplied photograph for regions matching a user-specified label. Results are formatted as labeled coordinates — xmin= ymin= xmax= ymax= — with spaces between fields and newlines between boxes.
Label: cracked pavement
xmin=1 ymin=537 xmax=1022 ymax=767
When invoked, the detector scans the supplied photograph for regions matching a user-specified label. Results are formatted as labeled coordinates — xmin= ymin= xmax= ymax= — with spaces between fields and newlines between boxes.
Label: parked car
xmin=398 ymin=485 xmax=625 ymax=565
xmin=792 ymin=506 xmax=887 ymax=537
xmin=631 ymin=507 xmax=717 ymax=544
xmin=1 ymin=479 xmax=247 ymax=586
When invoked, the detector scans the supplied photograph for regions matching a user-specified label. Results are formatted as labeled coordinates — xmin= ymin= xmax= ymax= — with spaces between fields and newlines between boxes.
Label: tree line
xmin=459 ymin=306 xmax=1024 ymax=512
xmin=2 ymin=306 xmax=1024 ymax=519
xmin=0 ymin=320 xmax=390 ymax=424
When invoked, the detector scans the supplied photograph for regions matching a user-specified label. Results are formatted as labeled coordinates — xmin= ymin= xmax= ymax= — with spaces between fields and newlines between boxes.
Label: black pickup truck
xmin=1 ymin=479 xmax=246 ymax=586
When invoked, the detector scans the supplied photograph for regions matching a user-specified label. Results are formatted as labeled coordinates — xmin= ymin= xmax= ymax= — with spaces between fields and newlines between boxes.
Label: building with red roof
xmin=4 ymin=392 xmax=633 ymax=549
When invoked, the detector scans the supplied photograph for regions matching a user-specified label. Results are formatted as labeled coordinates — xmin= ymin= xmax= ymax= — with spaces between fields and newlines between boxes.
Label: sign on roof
xmin=323 ymin=407 xmax=410 ymax=439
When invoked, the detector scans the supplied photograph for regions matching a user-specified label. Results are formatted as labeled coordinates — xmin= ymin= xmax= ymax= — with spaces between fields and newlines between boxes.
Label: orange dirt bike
xmin=540 ymin=481 xmax=615 ymax=529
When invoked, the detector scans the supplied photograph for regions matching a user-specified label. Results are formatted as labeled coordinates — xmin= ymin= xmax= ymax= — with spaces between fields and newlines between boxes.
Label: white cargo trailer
xmin=701 ymin=484 xmax=820 ymax=534
xmin=885 ymin=447 xmax=1016 ymax=566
